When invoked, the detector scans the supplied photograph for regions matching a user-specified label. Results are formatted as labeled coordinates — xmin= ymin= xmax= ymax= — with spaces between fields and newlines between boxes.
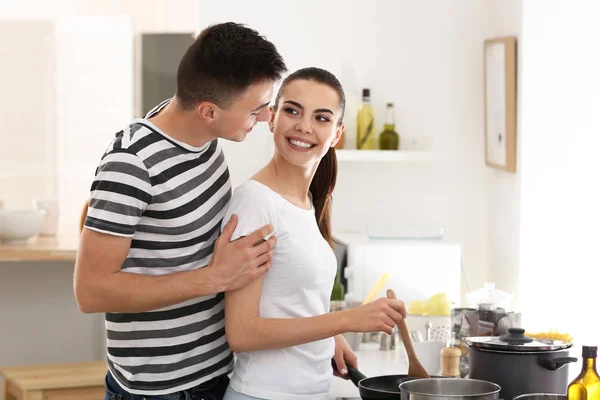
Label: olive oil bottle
xmin=356 ymin=88 xmax=375 ymax=150
xmin=379 ymin=102 xmax=400 ymax=150
xmin=330 ymin=273 xmax=344 ymax=301
xmin=569 ymin=346 xmax=600 ymax=400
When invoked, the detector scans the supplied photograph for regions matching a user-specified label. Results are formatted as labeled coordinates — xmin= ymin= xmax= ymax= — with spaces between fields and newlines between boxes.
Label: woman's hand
xmin=332 ymin=334 xmax=357 ymax=379
xmin=345 ymin=297 xmax=406 ymax=334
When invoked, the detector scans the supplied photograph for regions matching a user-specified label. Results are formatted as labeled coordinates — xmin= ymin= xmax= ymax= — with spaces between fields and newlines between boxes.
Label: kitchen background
xmin=0 ymin=0 xmax=599 ymax=385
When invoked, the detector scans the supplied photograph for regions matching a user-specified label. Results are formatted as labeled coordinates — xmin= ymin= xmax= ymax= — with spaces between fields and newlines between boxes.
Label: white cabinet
xmin=0 ymin=17 xmax=134 ymax=234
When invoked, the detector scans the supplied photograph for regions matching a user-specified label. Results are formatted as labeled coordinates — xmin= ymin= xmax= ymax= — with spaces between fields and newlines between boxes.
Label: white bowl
xmin=412 ymin=340 xmax=445 ymax=375
xmin=0 ymin=209 xmax=46 ymax=243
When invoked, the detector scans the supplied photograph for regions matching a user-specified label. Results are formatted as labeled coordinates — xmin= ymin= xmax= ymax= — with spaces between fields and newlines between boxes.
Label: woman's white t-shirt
xmin=221 ymin=180 xmax=337 ymax=400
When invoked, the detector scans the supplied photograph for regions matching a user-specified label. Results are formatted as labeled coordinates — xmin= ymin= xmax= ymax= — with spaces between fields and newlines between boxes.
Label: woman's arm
xmin=224 ymin=276 xmax=406 ymax=353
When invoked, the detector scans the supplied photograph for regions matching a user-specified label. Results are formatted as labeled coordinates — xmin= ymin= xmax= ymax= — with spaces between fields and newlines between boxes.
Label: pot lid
xmin=466 ymin=328 xmax=572 ymax=352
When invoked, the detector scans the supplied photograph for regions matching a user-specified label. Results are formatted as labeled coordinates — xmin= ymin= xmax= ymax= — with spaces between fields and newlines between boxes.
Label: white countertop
xmin=328 ymin=342 xmax=410 ymax=399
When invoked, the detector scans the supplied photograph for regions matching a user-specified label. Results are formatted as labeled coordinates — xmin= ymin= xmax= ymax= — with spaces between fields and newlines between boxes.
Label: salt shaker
xmin=380 ymin=332 xmax=390 ymax=351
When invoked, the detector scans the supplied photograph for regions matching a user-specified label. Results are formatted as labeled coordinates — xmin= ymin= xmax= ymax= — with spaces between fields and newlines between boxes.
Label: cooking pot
xmin=513 ymin=394 xmax=567 ymax=400
xmin=399 ymin=378 xmax=501 ymax=400
xmin=466 ymin=328 xmax=577 ymax=400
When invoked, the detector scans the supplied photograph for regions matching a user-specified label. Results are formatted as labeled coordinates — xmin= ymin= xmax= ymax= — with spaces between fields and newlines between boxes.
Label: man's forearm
xmin=75 ymin=266 xmax=222 ymax=313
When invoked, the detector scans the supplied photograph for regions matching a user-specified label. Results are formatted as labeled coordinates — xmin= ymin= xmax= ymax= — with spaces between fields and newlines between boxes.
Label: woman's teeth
xmin=289 ymin=139 xmax=314 ymax=148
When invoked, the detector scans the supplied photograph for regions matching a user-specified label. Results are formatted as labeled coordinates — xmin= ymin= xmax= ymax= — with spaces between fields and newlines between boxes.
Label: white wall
xmin=485 ymin=0 xmax=522 ymax=308
xmin=0 ymin=16 xmax=134 ymax=236
xmin=520 ymin=1 xmax=600 ymax=344
xmin=54 ymin=16 xmax=134 ymax=235
xmin=0 ymin=0 xmax=196 ymax=371
xmin=199 ymin=0 xmax=520 ymax=302
xmin=0 ymin=0 xmax=198 ymax=118
xmin=0 ymin=20 xmax=56 ymax=209
xmin=0 ymin=0 xmax=198 ymax=211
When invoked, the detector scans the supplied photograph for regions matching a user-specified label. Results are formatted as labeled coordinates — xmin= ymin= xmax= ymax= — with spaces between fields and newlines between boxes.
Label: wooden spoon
xmin=387 ymin=288 xmax=430 ymax=378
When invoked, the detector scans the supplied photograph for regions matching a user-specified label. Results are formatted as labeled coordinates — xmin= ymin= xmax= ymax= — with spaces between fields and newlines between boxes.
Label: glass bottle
xmin=330 ymin=273 xmax=344 ymax=301
xmin=569 ymin=346 xmax=600 ymax=400
xmin=379 ymin=102 xmax=400 ymax=150
xmin=329 ymin=273 xmax=345 ymax=312
xmin=356 ymin=88 xmax=375 ymax=150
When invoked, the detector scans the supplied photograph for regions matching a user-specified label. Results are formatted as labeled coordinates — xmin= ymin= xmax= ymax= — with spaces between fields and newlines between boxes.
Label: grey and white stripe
xmin=85 ymin=99 xmax=233 ymax=395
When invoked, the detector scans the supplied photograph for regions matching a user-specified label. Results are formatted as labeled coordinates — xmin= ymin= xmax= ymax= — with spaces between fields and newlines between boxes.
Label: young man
xmin=74 ymin=22 xmax=286 ymax=399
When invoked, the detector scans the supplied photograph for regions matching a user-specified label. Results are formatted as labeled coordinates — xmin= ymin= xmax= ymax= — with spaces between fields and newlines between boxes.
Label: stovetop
xmin=335 ymin=398 xmax=361 ymax=400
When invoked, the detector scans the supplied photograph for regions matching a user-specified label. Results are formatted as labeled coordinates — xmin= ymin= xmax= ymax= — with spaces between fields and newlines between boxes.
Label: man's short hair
xmin=176 ymin=22 xmax=287 ymax=110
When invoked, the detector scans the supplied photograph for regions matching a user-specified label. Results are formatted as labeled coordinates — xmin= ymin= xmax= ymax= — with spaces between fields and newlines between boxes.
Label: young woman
xmin=221 ymin=67 xmax=406 ymax=400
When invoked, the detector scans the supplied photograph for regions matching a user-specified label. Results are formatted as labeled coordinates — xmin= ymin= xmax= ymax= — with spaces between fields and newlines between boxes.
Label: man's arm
xmin=74 ymin=214 xmax=275 ymax=313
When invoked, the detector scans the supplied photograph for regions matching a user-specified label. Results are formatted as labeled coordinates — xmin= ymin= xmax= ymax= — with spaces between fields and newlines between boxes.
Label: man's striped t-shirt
xmin=84 ymin=99 xmax=233 ymax=395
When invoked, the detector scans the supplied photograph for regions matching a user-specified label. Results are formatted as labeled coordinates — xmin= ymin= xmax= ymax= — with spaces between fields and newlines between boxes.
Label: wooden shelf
xmin=335 ymin=150 xmax=435 ymax=162
xmin=0 ymin=234 xmax=79 ymax=262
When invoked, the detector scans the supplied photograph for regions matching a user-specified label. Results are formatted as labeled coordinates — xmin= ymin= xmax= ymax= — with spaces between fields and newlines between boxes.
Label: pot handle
xmin=331 ymin=359 xmax=367 ymax=387
xmin=540 ymin=357 xmax=578 ymax=371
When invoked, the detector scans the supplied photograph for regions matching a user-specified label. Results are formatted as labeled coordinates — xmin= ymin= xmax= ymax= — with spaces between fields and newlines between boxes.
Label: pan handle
xmin=346 ymin=364 xmax=367 ymax=387
xmin=331 ymin=359 xmax=366 ymax=387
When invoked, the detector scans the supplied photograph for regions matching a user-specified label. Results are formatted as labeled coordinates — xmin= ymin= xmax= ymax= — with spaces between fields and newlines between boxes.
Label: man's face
xmin=211 ymin=81 xmax=274 ymax=142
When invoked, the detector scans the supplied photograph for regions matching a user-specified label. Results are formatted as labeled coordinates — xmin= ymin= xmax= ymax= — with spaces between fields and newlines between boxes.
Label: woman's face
xmin=269 ymin=79 xmax=344 ymax=168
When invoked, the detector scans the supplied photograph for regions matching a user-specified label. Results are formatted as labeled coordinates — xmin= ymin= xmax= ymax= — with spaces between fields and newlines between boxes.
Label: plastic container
xmin=465 ymin=282 xmax=514 ymax=310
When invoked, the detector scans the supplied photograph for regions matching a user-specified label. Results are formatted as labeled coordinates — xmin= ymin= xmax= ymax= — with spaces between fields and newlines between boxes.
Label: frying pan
xmin=333 ymin=360 xmax=443 ymax=400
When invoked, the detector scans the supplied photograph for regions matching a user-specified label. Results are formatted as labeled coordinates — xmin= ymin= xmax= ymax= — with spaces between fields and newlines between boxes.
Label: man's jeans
xmin=105 ymin=371 xmax=229 ymax=400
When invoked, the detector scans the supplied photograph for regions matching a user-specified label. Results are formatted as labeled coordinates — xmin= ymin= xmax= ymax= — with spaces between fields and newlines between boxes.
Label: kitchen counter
xmin=328 ymin=342 xmax=410 ymax=399
xmin=0 ymin=234 xmax=79 ymax=262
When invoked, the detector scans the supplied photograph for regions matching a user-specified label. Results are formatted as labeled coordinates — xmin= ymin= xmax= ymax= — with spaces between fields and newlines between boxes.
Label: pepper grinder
xmin=440 ymin=333 xmax=461 ymax=377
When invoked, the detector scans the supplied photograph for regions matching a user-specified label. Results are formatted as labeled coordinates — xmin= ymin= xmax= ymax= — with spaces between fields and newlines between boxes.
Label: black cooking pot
xmin=341 ymin=362 xmax=442 ymax=400
xmin=467 ymin=328 xmax=577 ymax=400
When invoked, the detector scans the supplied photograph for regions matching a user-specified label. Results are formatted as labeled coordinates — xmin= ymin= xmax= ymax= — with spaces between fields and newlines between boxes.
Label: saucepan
xmin=513 ymin=394 xmax=567 ymax=400
xmin=399 ymin=378 xmax=501 ymax=400
xmin=341 ymin=362 xmax=443 ymax=400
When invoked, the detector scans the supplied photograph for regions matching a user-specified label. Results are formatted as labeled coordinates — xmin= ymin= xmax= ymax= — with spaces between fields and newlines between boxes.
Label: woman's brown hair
xmin=273 ymin=67 xmax=345 ymax=247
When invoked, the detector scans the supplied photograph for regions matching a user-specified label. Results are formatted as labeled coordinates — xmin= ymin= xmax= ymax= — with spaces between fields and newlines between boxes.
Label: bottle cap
xmin=583 ymin=346 xmax=598 ymax=358
xmin=362 ymin=88 xmax=370 ymax=98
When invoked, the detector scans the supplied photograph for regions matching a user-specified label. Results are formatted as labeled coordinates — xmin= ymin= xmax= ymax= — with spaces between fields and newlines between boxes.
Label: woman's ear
xmin=268 ymin=106 xmax=276 ymax=133
xmin=331 ymin=124 xmax=345 ymax=147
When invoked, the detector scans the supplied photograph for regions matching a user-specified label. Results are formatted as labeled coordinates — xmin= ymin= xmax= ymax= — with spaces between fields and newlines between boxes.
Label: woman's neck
xmin=253 ymin=154 xmax=318 ymax=209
